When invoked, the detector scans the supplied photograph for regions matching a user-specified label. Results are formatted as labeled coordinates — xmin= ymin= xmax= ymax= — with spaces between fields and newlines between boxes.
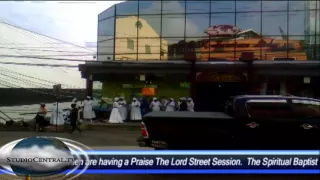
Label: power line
xmin=0 ymin=66 xmax=80 ymax=88
xmin=0 ymin=72 xmax=86 ymax=95
xmin=0 ymin=61 xmax=78 ymax=67
xmin=0 ymin=55 xmax=91 ymax=62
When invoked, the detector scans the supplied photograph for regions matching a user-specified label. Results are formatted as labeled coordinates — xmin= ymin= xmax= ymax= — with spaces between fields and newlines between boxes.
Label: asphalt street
xmin=0 ymin=131 xmax=318 ymax=180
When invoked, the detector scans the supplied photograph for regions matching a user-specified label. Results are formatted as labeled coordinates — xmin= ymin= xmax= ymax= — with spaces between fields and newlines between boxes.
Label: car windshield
xmin=291 ymin=99 xmax=320 ymax=117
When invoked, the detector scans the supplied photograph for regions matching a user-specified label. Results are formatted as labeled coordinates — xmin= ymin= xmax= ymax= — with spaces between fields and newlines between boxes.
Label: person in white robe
xmin=150 ymin=97 xmax=161 ymax=112
xmin=109 ymin=97 xmax=123 ymax=123
xmin=50 ymin=102 xmax=65 ymax=125
xmin=176 ymin=98 xmax=183 ymax=111
xmin=165 ymin=98 xmax=176 ymax=112
xmin=118 ymin=97 xmax=127 ymax=121
xmin=130 ymin=98 xmax=142 ymax=121
xmin=83 ymin=96 xmax=96 ymax=123
xmin=187 ymin=98 xmax=195 ymax=112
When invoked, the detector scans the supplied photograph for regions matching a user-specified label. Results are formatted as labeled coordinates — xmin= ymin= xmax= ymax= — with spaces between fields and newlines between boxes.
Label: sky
xmin=0 ymin=1 xmax=122 ymax=47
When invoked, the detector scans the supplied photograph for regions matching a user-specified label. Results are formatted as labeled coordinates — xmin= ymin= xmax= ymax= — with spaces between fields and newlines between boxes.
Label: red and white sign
xmin=205 ymin=25 xmax=242 ymax=36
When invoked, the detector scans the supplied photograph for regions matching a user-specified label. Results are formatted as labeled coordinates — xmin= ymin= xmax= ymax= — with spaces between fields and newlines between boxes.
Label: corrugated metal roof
xmin=0 ymin=20 xmax=96 ymax=89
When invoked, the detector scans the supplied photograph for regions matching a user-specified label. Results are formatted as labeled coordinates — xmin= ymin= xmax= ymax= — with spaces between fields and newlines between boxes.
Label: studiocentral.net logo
xmin=0 ymin=136 xmax=91 ymax=180
xmin=6 ymin=157 xmax=75 ymax=163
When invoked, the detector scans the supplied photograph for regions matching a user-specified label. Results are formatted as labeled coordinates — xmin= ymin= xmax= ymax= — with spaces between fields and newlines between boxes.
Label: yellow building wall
xmin=114 ymin=16 xmax=168 ymax=61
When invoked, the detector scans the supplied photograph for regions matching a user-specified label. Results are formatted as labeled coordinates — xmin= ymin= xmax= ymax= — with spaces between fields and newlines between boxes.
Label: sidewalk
xmin=0 ymin=130 xmax=140 ymax=147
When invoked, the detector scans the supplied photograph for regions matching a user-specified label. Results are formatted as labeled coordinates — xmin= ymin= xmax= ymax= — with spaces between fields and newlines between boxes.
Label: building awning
xmin=79 ymin=60 xmax=320 ymax=78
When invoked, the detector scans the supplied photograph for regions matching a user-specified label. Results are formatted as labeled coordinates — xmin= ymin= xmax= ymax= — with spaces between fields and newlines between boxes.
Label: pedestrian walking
xmin=36 ymin=103 xmax=47 ymax=132
xmin=69 ymin=103 xmax=82 ymax=134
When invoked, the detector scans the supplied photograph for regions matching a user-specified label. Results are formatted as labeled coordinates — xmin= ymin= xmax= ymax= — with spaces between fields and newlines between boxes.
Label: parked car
xmin=139 ymin=95 xmax=320 ymax=150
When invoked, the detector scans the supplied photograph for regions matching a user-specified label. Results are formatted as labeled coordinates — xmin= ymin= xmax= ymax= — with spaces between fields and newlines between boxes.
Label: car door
xmin=240 ymin=98 xmax=297 ymax=149
xmin=290 ymin=99 xmax=320 ymax=149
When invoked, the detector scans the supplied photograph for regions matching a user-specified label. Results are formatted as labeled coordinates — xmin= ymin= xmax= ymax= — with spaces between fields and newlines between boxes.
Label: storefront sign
xmin=142 ymin=88 xmax=155 ymax=96
xmin=196 ymin=72 xmax=243 ymax=82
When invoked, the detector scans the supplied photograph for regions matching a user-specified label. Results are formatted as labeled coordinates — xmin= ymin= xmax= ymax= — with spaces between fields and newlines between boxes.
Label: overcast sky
xmin=0 ymin=1 xmax=122 ymax=46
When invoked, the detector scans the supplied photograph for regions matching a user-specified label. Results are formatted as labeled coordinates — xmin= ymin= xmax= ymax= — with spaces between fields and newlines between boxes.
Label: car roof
xmin=235 ymin=95 xmax=320 ymax=102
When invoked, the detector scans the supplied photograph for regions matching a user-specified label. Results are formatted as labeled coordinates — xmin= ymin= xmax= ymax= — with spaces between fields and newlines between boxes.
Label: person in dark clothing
xmin=179 ymin=98 xmax=188 ymax=111
xmin=140 ymin=97 xmax=150 ymax=116
xmin=69 ymin=104 xmax=82 ymax=134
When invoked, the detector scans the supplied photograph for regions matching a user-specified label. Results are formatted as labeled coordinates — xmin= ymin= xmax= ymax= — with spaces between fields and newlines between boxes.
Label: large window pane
xmin=235 ymin=37 xmax=260 ymax=60
xmin=98 ymin=39 xmax=114 ymax=61
xmin=210 ymin=13 xmax=235 ymax=27
xmin=262 ymin=1 xmax=288 ymax=11
xmin=289 ymin=1 xmax=306 ymax=11
xmin=116 ymin=1 xmax=138 ymax=16
xmin=262 ymin=12 xmax=287 ymax=36
xmin=98 ymin=17 xmax=115 ymax=41
xmin=139 ymin=1 xmax=161 ymax=14
xmin=98 ymin=6 xmax=115 ymax=20
xmin=288 ymin=36 xmax=307 ymax=60
xmin=256 ymin=36 xmax=285 ymax=60
xmin=186 ymin=14 xmax=210 ymax=37
xmin=211 ymin=1 xmax=235 ymax=13
xmin=236 ymin=12 xmax=261 ymax=34
xmin=115 ymin=16 xmax=138 ymax=38
xmin=236 ymin=1 xmax=261 ymax=12
xmin=186 ymin=1 xmax=210 ymax=13
xmin=138 ymin=15 xmax=161 ymax=38
xmin=114 ymin=38 xmax=137 ymax=61
xmin=209 ymin=13 xmax=236 ymax=61
xmin=166 ymin=38 xmax=186 ymax=60
xmin=162 ymin=14 xmax=185 ymax=37
xmin=185 ymin=38 xmax=210 ymax=61
xmin=162 ymin=1 xmax=186 ymax=14
xmin=306 ymin=1 xmax=319 ymax=10
xmin=288 ymin=11 xmax=306 ymax=35
xmin=137 ymin=38 xmax=161 ymax=60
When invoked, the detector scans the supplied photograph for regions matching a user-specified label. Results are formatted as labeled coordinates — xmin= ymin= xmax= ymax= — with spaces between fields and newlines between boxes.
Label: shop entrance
xmin=194 ymin=73 xmax=247 ymax=112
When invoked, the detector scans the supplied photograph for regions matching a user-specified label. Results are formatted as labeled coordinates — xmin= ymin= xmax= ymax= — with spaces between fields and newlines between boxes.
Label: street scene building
xmin=79 ymin=0 xmax=320 ymax=111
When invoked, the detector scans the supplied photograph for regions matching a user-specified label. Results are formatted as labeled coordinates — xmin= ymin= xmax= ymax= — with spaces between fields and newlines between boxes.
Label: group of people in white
xmin=108 ymin=97 xmax=195 ymax=124
xmin=48 ymin=96 xmax=96 ymax=126
xmin=46 ymin=96 xmax=195 ymax=125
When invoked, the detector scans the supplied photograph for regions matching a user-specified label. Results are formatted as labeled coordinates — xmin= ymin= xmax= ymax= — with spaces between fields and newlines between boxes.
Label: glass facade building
xmin=98 ymin=0 xmax=320 ymax=62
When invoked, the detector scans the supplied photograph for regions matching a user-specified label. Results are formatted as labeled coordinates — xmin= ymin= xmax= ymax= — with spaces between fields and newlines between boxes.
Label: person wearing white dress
xmin=187 ymin=98 xmax=195 ymax=112
xmin=83 ymin=96 xmax=96 ymax=123
xmin=50 ymin=102 xmax=65 ymax=125
xmin=130 ymin=98 xmax=142 ymax=121
xmin=150 ymin=97 xmax=161 ymax=112
xmin=118 ymin=97 xmax=127 ymax=121
xmin=165 ymin=98 xmax=176 ymax=112
xmin=109 ymin=97 xmax=123 ymax=123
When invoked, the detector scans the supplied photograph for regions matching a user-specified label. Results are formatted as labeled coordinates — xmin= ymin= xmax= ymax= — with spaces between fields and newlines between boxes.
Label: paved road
xmin=0 ymin=131 xmax=318 ymax=180
xmin=0 ymin=130 xmax=140 ymax=147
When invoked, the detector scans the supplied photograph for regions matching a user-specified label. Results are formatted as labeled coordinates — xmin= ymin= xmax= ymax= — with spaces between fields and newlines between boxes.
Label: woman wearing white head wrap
xmin=109 ymin=97 xmax=123 ymax=123
xmin=187 ymin=98 xmax=195 ymax=112
xmin=130 ymin=97 xmax=142 ymax=121
xmin=149 ymin=97 xmax=161 ymax=112
xmin=50 ymin=102 xmax=65 ymax=125
xmin=118 ymin=97 xmax=128 ymax=121
xmin=83 ymin=96 xmax=96 ymax=123
xmin=165 ymin=98 xmax=176 ymax=112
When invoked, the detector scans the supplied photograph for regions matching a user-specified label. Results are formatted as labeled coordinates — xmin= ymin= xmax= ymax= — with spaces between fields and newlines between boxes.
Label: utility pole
xmin=53 ymin=84 xmax=61 ymax=132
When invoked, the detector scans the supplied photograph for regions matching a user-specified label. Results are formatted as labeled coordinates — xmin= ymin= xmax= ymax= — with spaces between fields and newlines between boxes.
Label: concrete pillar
xmin=86 ymin=75 xmax=93 ymax=98
xmin=280 ymin=82 xmax=287 ymax=95
xmin=260 ymin=82 xmax=267 ymax=95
